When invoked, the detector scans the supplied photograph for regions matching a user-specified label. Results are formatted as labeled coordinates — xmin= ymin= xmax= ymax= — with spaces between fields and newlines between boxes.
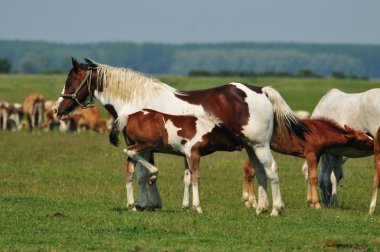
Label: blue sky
xmin=1 ymin=0 xmax=379 ymax=44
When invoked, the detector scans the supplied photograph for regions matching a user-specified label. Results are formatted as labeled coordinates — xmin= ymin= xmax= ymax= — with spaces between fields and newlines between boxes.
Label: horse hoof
xmin=135 ymin=204 xmax=147 ymax=211
xmin=314 ymin=203 xmax=321 ymax=209
xmin=147 ymin=204 xmax=162 ymax=211
xmin=256 ymin=207 xmax=268 ymax=215
xmin=249 ymin=196 xmax=258 ymax=209
xmin=148 ymin=173 xmax=158 ymax=185
xmin=270 ymin=209 xmax=281 ymax=217
xmin=182 ymin=206 xmax=190 ymax=212
xmin=127 ymin=204 xmax=137 ymax=212
xmin=251 ymin=201 xmax=258 ymax=209
xmin=193 ymin=206 xmax=203 ymax=213
xmin=330 ymin=195 xmax=338 ymax=208
xmin=244 ymin=200 xmax=252 ymax=209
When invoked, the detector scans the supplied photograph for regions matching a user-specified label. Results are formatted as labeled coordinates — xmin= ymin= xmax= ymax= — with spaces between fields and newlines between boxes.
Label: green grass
xmin=1 ymin=74 xmax=380 ymax=251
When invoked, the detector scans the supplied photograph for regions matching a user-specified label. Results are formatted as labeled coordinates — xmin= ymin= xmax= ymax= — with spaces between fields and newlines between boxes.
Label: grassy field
xmin=1 ymin=74 xmax=380 ymax=251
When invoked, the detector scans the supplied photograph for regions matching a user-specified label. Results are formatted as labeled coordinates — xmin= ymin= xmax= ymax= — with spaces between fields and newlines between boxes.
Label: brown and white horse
xmin=55 ymin=58 xmax=309 ymax=215
xmin=0 ymin=102 xmax=23 ymax=131
xmin=110 ymin=109 xmax=243 ymax=212
xmin=242 ymin=118 xmax=375 ymax=210
xmin=23 ymin=93 xmax=44 ymax=131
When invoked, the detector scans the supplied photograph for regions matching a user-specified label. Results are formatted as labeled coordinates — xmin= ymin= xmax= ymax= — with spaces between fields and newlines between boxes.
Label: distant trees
xmin=0 ymin=58 xmax=11 ymax=73
xmin=188 ymin=68 xmax=368 ymax=80
xmin=0 ymin=40 xmax=379 ymax=78
xmin=188 ymin=69 xmax=322 ymax=78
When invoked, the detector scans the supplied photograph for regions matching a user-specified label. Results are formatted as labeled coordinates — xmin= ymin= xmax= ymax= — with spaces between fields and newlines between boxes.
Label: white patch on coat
xmin=164 ymin=116 xmax=220 ymax=156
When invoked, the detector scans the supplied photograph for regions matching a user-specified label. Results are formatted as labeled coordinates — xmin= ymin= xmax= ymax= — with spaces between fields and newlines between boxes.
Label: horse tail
xmin=262 ymin=86 xmax=310 ymax=140
xmin=109 ymin=122 xmax=120 ymax=147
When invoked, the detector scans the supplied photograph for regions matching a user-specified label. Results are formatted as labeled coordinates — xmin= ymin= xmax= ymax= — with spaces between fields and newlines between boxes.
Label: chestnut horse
xmin=242 ymin=118 xmax=375 ymax=210
xmin=302 ymin=88 xmax=380 ymax=214
xmin=23 ymin=93 xmax=44 ymax=131
xmin=55 ymin=58 xmax=310 ymax=216
xmin=110 ymin=109 xmax=243 ymax=212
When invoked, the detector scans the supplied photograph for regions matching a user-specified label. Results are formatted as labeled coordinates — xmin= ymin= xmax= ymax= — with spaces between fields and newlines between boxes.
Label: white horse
xmin=55 ymin=58 xmax=310 ymax=216
xmin=301 ymin=88 xmax=380 ymax=214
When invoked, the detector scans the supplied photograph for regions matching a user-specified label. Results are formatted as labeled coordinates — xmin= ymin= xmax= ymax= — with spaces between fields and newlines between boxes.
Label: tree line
xmin=188 ymin=69 xmax=369 ymax=80
xmin=0 ymin=40 xmax=379 ymax=78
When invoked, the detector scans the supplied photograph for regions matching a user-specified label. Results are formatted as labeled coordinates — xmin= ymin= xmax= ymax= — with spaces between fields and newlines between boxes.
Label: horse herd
xmin=49 ymin=58 xmax=379 ymax=216
xmin=0 ymin=93 xmax=113 ymax=134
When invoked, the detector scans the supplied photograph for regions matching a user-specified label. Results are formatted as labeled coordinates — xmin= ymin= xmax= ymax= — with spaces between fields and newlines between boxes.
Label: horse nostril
xmin=53 ymin=108 xmax=57 ymax=113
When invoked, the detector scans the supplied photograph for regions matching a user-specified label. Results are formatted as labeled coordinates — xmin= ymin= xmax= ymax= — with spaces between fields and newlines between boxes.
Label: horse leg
xmin=242 ymin=160 xmax=257 ymax=209
xmin=256 ymin=145 xmax=283 ymax=216
xmin=369 ymin=127 xmax=380 ymax=214
xmin=135 ymin=162 xmax=150 ymax=211
xmin=182 ymin=158 xmax=191 ymax=211
xmin=301 ymin=161 xmax=309 ymax=180
xmin=147 ymin=153 xmax=162 ymax=210
xmin=187 ymin=153 xmax=202 ymax=213
xmin=245 ymin=146 xmax=277 ymax=214
xmin=2 ymin=109 xmax=8 ymax=130
xmin=124 ymin=158 xmax=136 ymax=211
xmin=319 ymin=154 xmax=332 ymax=206
xmin=123 ymin=144 xmax=158 ymax=184
xmin=246 ymin=146 xmax=269 ymax=214
xmin=329 ymin=171 xmax=338 ymax=207
xmin=306 ymin=152 xmax=320 ymax=209
xmin=330 ymin=155 xmax=346 ymax=207
xmin=37 ymin=102 xmax=43 ymax=129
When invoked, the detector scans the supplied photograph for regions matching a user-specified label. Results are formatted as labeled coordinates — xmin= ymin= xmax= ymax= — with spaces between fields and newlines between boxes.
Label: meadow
xmin=1 ymin=74 xmax=380 ymax=251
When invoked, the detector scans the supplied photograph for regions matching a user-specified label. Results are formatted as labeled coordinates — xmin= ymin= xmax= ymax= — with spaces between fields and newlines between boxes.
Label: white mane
xmin=96 ymin=63 xmax=183 ymax=103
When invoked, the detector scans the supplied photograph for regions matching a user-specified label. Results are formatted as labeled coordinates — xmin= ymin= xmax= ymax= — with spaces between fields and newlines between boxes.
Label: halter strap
xmin=60 ymin=70 xmax=95 ymax=109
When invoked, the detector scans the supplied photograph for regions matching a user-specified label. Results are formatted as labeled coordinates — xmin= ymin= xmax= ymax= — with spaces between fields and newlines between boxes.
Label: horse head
xmin=55 ymin=58 xmax=98 ymax=120
xmin=344 ymin=125 xmax=374 ymax=148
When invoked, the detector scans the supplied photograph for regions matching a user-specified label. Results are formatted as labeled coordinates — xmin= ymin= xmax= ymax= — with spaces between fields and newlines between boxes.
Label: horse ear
xmin=84 ymin=58 xmax=98 ymax=69
xmin=71 ymin=57 xmax=80 ymax=72
xmin=344 ymin=125 xmax=354 ymax=132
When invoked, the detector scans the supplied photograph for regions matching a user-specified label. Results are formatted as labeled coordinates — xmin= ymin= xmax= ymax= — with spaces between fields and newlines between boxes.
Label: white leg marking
xmin=126 ymin=181 xmax=136 ymax=211
xmin=192 ymin=182 xmax=202 ymax=213
xmin=123 ymin=148 xmax=158 ymax=174
xmin=182 ymin=169 xmax=191 ymax=210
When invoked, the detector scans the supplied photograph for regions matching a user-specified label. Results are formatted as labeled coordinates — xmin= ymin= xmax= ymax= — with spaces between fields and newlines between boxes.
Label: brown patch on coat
xmin=175 ymin=84 xmax=253 ymax=134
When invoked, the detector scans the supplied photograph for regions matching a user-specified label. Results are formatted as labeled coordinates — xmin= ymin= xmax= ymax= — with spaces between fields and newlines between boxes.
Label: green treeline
xmin=0 ymin=40 xmax=379 ymax=77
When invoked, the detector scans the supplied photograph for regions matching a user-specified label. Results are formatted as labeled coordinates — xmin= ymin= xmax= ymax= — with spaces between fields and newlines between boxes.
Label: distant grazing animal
xmin=23 ymin=93 xmax=44 ymax=131
xmin=0 ymin=102 xmax=9 ymax=130
xmin=0 ymin=102 xmax=23 ymax=131
xmin=242 ymin=118 xmax=374 ymax=210
xmin=7 ymin=103 xmax=23 ymax=131
xmin=110 ymin=109 xmax=243 ymax=212
xmin=301 ymin=88 xmax=380 ymax=214
xmin=55 ymin=58 xmax=310 ymax=216
xmin=43 ymin=100 xmax=68 ymax=132
xmin=70 ymin=106 xmax=108 ymax=133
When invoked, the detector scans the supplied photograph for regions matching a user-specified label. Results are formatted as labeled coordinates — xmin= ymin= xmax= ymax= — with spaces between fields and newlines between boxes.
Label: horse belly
xmin=329 ymin=147 xmax=373 ymax=158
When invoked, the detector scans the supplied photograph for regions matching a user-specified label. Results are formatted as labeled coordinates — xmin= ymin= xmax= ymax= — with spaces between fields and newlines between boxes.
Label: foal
xmin=110 ymin=109 xmax=243 ymax=213
xmin=242 ymin=118 xmax=374 ymax=209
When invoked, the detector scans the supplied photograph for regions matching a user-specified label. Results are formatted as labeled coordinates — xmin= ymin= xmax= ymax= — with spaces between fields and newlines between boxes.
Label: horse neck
xmin=270 ymin=127 xmax=306 ymax=156
xmin=93 ymin=71 xmax=205 ymax=117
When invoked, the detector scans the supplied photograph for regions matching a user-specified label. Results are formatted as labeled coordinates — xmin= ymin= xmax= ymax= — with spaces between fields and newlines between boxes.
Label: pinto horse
xmin=109 ymin=109 xmax=243 ymax=212
xmin=55 ymin=58 xmax=310 ymax=216
xmin=241 ymin=118 xmax=374 ymax=209
xmin=301 ymin=88 xmax=380 ymax=214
